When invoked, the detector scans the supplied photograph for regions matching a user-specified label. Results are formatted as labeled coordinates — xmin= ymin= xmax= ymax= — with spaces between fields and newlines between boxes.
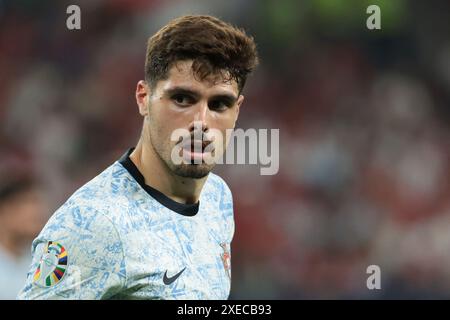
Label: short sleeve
xmin=17 ymin=204 xmax=126 ymax=300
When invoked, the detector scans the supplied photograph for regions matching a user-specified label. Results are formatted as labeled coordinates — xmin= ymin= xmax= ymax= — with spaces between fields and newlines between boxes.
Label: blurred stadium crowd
xmin=0 ymin=0 xmax=449 ymax=299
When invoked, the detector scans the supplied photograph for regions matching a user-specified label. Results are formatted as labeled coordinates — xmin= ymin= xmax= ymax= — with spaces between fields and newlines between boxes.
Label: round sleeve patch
xmin=33 ymin=241 xmax=68 ymax=287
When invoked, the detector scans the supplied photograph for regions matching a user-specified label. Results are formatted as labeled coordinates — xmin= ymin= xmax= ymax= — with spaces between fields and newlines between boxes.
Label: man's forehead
xmin=160 ymin=60 xmax=239 ymax=95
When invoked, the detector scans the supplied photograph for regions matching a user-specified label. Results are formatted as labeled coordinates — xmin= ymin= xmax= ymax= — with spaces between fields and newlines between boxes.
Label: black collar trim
xmin=118 ymin=148 xmax=199 ymax=217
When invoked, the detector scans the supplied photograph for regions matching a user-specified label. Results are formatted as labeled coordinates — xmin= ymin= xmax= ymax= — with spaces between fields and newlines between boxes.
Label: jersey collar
xmin=118 ymin=148 xmax=199 ymax=217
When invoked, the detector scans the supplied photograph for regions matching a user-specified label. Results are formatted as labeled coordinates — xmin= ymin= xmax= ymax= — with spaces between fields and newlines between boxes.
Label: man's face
xmin=136 ymin=60 xmax=244 ymax=179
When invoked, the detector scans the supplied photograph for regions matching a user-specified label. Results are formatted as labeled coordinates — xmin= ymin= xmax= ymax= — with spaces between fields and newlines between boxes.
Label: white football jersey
xmin=17 ymin=149 xmax=234 ymax=300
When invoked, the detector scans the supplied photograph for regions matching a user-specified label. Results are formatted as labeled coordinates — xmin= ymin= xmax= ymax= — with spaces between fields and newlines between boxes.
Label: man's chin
xmin=171 ymin=163 xmax=215 ymax=179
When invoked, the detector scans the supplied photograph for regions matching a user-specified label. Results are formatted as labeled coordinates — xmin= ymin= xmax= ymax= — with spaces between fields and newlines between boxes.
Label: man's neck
xmin=129 ymin=141 xmax=207 ymax=204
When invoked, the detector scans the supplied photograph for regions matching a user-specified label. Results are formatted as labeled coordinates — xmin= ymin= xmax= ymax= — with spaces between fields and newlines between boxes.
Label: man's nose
xmin=189 ymin=102 xmax=210 ymax=133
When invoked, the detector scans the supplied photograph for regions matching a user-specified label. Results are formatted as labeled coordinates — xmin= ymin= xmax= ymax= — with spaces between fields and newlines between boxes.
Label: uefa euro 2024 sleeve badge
xmin=33 ymin=241 xmax=68 ymax=287
xmin=220 ymin=243 xmax=231 ymax=279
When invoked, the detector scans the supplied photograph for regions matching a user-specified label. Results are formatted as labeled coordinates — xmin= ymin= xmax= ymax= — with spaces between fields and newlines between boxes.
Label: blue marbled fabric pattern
xmin=17 ymin=161 xmax=234 ymax=300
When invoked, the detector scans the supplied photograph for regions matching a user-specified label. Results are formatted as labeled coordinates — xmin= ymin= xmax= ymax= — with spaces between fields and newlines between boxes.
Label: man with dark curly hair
xmin=18 ymin=15 xmax=259 ymax=300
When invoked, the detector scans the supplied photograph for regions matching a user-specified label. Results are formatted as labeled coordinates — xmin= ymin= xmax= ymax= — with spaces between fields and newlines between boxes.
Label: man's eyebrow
xmin=165 ymin=87 xmax=200 ymax=99
xmin=165 ymin=86 xmax=238 ymax=103
xmin=210 ymin=94 xmax=238 ymax=105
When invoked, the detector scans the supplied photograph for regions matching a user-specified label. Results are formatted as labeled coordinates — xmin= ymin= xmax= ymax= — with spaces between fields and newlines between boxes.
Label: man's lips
xmin=181 ymin=140 xmax=212 ymax=152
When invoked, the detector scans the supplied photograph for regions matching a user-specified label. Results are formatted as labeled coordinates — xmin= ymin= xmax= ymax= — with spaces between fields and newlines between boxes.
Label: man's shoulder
xmin=67 ymin=161 xmax=134 ymax=207
xmin=44 ymin=161 xmax=136 ymax=231
xmin=206 ymin=172 xmax=232 ymax=196
xmin=34 ymin=162 xmax=132 ymax=250
xmin=202 ymin=173 xmax=235 ymax=242
xmin=203 ymin=172 xmax=233 ymax=216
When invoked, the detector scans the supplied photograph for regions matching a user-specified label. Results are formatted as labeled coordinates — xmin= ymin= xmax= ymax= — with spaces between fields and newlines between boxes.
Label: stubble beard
xmin=148 ymin=125 xmax=215 ymax=180
xmin=171 ymin=162 xmax=215 ymax=179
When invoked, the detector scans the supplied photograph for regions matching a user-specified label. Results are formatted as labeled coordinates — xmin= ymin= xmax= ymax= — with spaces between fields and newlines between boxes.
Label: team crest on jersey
xmin=33 ymin=241 xmax=68 ymax=287
xmin=220 ymin=243 xmax=231 ymax=279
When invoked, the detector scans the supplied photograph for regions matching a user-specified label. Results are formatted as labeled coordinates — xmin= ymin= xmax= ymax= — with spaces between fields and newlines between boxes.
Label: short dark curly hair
xmin=145 ymin=15 xmax=259 ymax=93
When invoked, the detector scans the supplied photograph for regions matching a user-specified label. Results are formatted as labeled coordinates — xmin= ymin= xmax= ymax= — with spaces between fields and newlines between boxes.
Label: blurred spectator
xmin=0 ymin=154 xmax=47 ymax=299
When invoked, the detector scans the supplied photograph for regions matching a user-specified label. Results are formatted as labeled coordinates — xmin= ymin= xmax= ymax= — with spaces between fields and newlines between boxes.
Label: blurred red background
xmin=1 ymin=0 xmax=449 ymax=299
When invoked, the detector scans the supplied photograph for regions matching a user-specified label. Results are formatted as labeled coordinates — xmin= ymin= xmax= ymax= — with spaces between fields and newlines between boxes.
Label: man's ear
xmin=234 ymin=94 xmax=244 ymax=125
xmin=136 ymin=80 xmax=150 ymax=116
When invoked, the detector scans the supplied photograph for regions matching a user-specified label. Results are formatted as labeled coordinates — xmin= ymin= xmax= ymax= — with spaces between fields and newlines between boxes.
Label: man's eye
xmin=209 ymin=100 xmax=230 ymax=111
xmin=172 ymin=94 xmax=194 ymax=106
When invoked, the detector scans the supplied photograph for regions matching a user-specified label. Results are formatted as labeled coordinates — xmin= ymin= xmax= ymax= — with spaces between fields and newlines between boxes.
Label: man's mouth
xmin=180 ymin=139 xmax=213 ymax=162
xmin=183 ymin=140 xmax=211 ymax=152
xmin=182 ymin=140 xmax=211 ymax=153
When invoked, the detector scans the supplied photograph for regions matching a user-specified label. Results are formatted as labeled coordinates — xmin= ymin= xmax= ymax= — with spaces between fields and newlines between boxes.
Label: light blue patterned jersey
xmin=17 ymin=149 xmax=234 ymax=300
